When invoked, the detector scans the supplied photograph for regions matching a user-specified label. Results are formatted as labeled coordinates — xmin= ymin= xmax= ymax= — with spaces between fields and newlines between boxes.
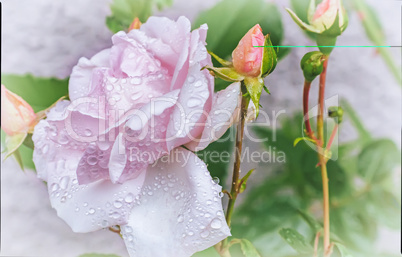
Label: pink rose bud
xmin=232 ymin=24 xmax=265 ymax=77
xmin=311 ymin=0 xmax=346 ymax=32
xmin=1 ymin=85 xmax=36 ymax=136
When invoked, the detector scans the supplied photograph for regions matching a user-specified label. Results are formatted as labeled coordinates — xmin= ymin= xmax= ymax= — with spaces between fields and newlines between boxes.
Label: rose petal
xmin=186 ymin=82 xmax=241 ymax=151
xmin=69 ymin=49 xmax=110 ymax=101
xmin=120 ymin=148 xmax=230 ymax=257
xmin=33 ymin=107 xmax=146 ymax=233
xmin=166 ymin=64 xmax=213 ymax=151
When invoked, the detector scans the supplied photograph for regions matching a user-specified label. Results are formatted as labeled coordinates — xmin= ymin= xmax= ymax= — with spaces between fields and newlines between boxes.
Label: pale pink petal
xmin=186 ymin=82 xmax=241 ymax=151
xmin=32 ymin=104 xmax=145 ymax=233
xmin=120 ymin=148 xmax=230 ymax=257
xmin=166 ymin=64 xmax=213 ymax=151
xmin=69 ymin=49 xmax=110 ymax=101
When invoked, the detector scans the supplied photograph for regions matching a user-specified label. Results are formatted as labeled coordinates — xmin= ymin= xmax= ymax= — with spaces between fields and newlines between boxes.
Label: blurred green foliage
xmin=196 ymin=102 xmax=400 ymax=257
xmin=106 ymin=0 xmax=173 ymax=33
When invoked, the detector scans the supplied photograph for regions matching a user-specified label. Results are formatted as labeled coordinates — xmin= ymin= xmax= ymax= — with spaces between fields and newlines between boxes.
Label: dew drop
xmin=200 ymin=230 xmax=210 ymax=238
xmin=177 ymin=215 xmax=184 ymax=223
xmin=113 ymin=200 xmax=123 ymax=209
xmin=84 ymin=129 xmax=93 ymax=137
xmin=87 ymin=156 xmax=98 ymax=166
xmin=194 ymin=81 xmax=203 ymax=88
xmin=88 ymin=208 xmax=96 ymax=215
xmin=50 ymin=183 xmax=59 ymax=192
xmin=212 ymin=177 xmax=220 ymax=185
xmin=125 ymin=193 xmax=134 ymax=203
xmin=59 ymin=176 xmax=70 ymax=190
xmin=210 ymin=218 xmax=222 ymax=229
xmin=187 ymin=98 xmax=203 ymax=108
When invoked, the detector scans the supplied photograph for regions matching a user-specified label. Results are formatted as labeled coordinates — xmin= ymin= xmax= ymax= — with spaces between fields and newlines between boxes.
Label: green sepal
xmin=202 ymin=66 xmax=245 ymax=82
xmin=285 ymin=8 xmax=322 ymax=34
xmin=263 ymin=85 xmax=270 ymax=94
xmin=260 ymin=35 xmax=278 ymax=78
xmin=13 ymin=149 xmax=25 ymax=171
xmin=316 ymin=34 xmax=337 ymax=55
xmin=321 ymin=10 xmax=348 ymax=37
xmin=294 ymin=136 xmax=317 ymax=147
xmin=238 ymin=169 xmax=256 ymax=194
xmin=207 ymin=50 xmax=232 ymax=67
xmin=3 ymin=133 xmax=28 ymax=160
xmin=300 ymin=51 xmax=325 ymax=82
xmin=23 ymin=134 xmax=35 ymax=149
xmin=244 ymin=77 xmax=264 ymax=117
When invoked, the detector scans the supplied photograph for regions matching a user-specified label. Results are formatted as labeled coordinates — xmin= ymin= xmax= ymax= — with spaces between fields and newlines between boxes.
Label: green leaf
xmin=193 ymin=0 xmax=287 ymax=60
xmin=357 ymin=139 xmax=401 ymax=183
xmin=297 ymin=209 xmax=322 ymax=233
xmin=79 ymin=254 xmax=121 ymax=257
xmin=239 ymin=169 xmax=256 ymax=194
xmin=279 ymin=228 xmax=314 ymax=254
xmin=1 ymin=74 xmax=68 ymax=112
xmin=239 ymin=239 xmax=262 ymax=257
xmin=106 ymin=0 xmax=173 ymax=33
xmin=367 ymin=188 xmax=401 ymax=229
xmin=244 ymin=77 xmax=264 ymax=117
xmin=334 ymin=243 xmax=354 ymax=257
xmin=203 ymin=66 xmax=245 ymax=82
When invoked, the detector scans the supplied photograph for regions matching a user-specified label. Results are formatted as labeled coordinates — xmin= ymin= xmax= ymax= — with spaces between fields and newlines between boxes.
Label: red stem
xmin=326 ymin=124 xmax=338 ymax=150
xmin=303 ymin=80 xmax=317 ymax=141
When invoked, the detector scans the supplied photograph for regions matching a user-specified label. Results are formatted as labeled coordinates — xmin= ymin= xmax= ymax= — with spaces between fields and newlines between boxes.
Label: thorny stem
xmin=217 ymin=90 xmax=249 ymax=257
xmin=303 ymin=80 xmax=317 ymax=141
xmin=317 ymin=58 xmax=331 ymax=257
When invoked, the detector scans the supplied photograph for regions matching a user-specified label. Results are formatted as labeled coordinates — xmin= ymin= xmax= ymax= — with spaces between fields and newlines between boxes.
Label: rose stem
xmin=303 ymin=80 xmax=317 ymax=141
xmin=317 ymin=58 xmax=331 ymax=257
xmin=326 ymin=124 xmax=338 ymax=150
xmin=218 ymin=88 xmax=249 ymax=256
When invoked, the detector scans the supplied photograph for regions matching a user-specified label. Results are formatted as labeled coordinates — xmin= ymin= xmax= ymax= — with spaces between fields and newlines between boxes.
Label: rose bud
xmin=1 ymin=84 xmax=36 ymax=136
xmin=232 ymin=24 xmax=265 ymax=77
xmin=311 ymin=0 xmax=348 ymax=34
xmin=286 ymin=0 xmax=348 ymax=36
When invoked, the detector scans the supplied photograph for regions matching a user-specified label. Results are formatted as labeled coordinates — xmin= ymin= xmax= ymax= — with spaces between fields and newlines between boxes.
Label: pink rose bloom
xmin=232 ymin=24 xmax=265 ymax=77
xmin=32 ymin=16 xmax=241 ymax=256
xmin=1 ymin=84 xmax=37 ymax=136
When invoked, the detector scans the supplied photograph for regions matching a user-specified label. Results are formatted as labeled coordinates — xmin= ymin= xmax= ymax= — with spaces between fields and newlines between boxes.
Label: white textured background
xmin=1 ymin=0 xmax=401 ymax=256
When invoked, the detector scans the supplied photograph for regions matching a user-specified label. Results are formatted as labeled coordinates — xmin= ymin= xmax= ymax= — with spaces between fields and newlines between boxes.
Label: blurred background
xmin=1 ymin=0 xmax=401 ymax=256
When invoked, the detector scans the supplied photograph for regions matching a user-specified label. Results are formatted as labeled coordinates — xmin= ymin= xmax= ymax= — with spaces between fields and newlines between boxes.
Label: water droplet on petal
xmin=212 ymin=177 xmax=220 ymax=185
xmin=177 ymin=215 xmax=184 ymax=223
xmin=88 ymin=208 xmax=96 ymax=215
xmin=59 ymin=176 xmax=70 ymax=190
xmin=210 ymin=218 xmax=222 ymax=229
xmin=125 ymin=193 xmax=134 ymax=203
xmin=114 ymin=200 xmax=123 ymax=209
xmin=200 ymin=230 xmax=210 ymax=238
